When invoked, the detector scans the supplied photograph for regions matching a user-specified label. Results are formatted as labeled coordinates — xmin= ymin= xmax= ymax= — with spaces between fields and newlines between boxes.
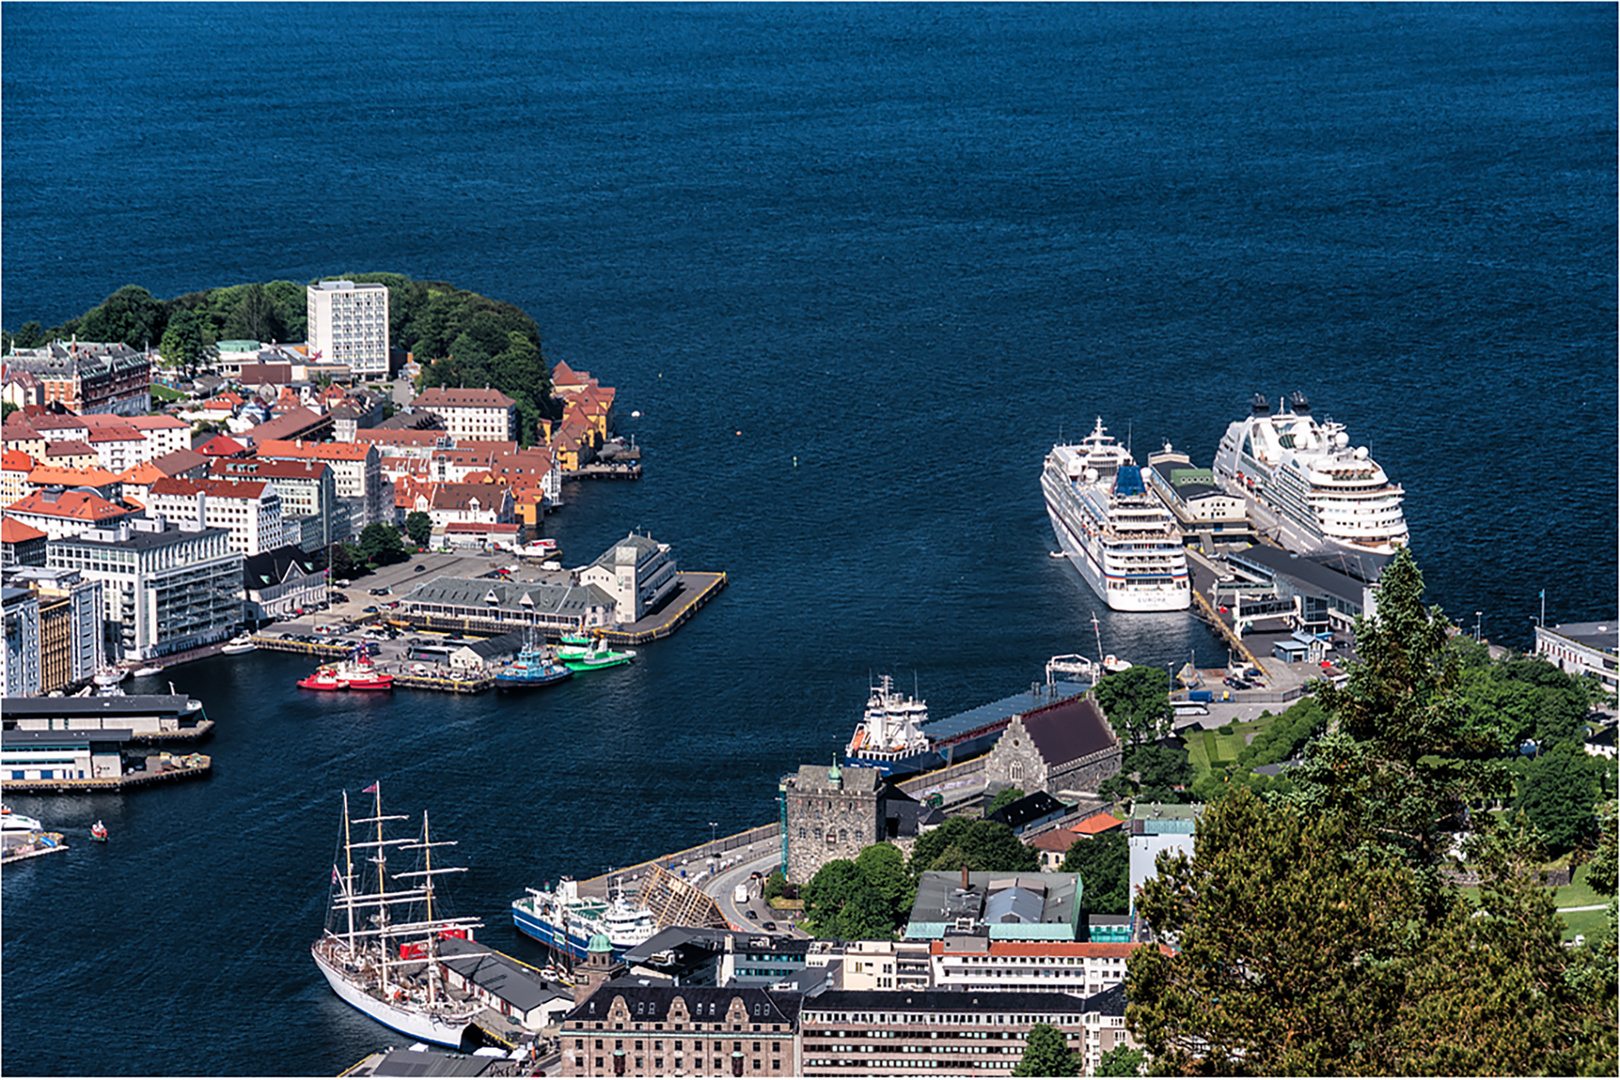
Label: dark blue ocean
xmin=2 ymin=3 xmax=1614 ymax=1075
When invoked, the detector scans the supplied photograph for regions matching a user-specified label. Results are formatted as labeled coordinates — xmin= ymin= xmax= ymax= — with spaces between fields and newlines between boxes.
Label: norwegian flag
xmin=332 ymin=865 xmax=342 ymax=886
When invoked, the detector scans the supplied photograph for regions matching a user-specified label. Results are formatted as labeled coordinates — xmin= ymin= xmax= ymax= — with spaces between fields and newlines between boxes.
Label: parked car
xmin=363 ymin=605 xmax=379 ymax=613
xmin=414 ymin=565 xmax=427 ymax=573
xmin=745 ymin=909 xmax=759 ymax=920
xmin=762 ymin=921 xmax=778 ymax=932
xmin=369 ymin=587 xmax=390 ymax=596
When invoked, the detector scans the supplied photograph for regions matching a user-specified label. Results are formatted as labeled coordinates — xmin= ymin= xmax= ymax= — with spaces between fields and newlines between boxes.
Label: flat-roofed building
xmin=1145 ymin=443 xmax=1253 ymax=545
xmin=1 ymin=517 xmax=49 ymax=568
xmin=798 ymin=987 xmax=1119 ymax=1077
xmin=210 ymin=456 xmax=339 ymax=551
xmin=307 ymin=280 xmax=391 ymax=377
xmin=2 ymin=585 xmax=41 ymax=697
xmin=1127 ymin=802 xmax=1202 ymax=933
xmin=1 ymin=727 xmax=130 ymax=783
xmin=48 ymin=516 xmax=243 ymax=661
xmin=4 ymin=566 xmax=104 ymax=692
xmin=904 ymin=870 xmax=1083 ymax=944
xmin=1535 ymin=620 xmax=1619 ymax=699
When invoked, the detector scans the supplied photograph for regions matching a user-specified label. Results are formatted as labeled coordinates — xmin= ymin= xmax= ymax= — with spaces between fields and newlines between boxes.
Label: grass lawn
xmin=1552 ymin=861 xmax=1605 ymax=910
xmin=1188 ymin=712 xmax=1284 ymax=777
xmin=1559 ymin=905 xmax=1608 ymax=942
xmin=149 ymin=383 xmax=184 ymax=402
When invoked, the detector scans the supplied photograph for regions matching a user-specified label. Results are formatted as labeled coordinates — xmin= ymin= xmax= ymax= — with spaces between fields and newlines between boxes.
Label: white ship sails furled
xmin=311 ymin=783 xmax=485 ymax=1048
xmin=1213 ymin=392 xmax=1408 ymax=562
xmin=1040 ymin=418 xmax=1191 ymax=612
xmin=844 ymin=674 xmax=930 ymax=762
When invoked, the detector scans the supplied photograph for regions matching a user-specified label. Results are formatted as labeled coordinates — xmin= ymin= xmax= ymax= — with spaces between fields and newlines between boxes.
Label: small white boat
xmin=132 ymin=665 xmax=163 ymax=678
xmin=91 ymin=820 xmax=108 ymax=842
xmin=92 ymin=667 xmax=128 ymax=687
xmin=1 ymin=805 xmax=44 ymax=835
xmin=221 ymin=633 xmax=257 ymax=655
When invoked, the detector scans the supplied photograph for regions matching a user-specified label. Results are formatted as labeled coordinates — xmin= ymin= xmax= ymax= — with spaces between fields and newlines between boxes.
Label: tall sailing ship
xmin=311 ymin=784 xmax=485 ymax=1048
xmin=1212 ymin=392 xmax=1408 ymax=567
xmin=1040 ymin=418 xmax=1191 ymax=612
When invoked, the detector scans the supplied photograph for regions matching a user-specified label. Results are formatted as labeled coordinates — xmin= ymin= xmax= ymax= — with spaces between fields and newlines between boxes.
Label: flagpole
xmin=1539 ymin=589 xmax=1545 ymax=629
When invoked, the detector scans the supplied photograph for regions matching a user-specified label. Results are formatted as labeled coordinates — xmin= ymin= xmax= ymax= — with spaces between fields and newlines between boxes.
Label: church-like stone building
xmin=980 ymin=693 xmax=1121 ymax=799
xmin=784 ymin=761 xmax=925 ymax=884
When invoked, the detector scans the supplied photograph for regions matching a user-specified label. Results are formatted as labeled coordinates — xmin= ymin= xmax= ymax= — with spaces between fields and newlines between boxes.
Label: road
xmin=705 ymin=850 xmax=808 ymax=938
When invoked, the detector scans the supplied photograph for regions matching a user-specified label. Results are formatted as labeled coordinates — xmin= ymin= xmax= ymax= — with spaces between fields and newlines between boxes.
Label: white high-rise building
xmin=307 ymin=280 xmax=391 ymax=377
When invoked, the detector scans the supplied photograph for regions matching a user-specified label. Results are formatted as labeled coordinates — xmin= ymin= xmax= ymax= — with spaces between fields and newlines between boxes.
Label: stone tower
xmin=572 ymin=931 xmax=625 ymax=1005
xmin=782 ymin=759 xmax=885 ymax=883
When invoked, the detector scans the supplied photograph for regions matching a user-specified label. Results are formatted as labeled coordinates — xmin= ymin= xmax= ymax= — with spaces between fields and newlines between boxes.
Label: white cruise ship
xmin=1040 ymin=419 xmax=1191 ymax=612
xmin=1212 ymin=392 xmax=1408 ymax=560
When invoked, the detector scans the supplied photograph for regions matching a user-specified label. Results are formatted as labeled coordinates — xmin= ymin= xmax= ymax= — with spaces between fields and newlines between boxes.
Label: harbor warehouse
xmin=400 ymin=577 xmax=615 ymax=636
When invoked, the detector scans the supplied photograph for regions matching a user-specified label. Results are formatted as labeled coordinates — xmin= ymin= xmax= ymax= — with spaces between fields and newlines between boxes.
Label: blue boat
xmin=511 ymin=878 xmax=656 ymax=961
xmin=494 ymin=635 xmax=574 ymax=691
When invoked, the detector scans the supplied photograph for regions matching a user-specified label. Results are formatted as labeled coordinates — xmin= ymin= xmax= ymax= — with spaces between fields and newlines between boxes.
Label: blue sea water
xmin=1 ymin=3 xmax=1615 ymax=1075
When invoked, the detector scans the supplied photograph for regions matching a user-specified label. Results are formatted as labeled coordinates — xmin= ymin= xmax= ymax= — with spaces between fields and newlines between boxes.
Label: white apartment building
xmin=146 ymin=477 xmax=288 ymax=556
xmin=413 ymin=387 xmax=518 ymax=443
xmin=127 ymin=414 xmax=191 ymax=460
xmin=85 ymin=422 xmax=145 ymax=474
xmin=929 ymin=935 xmax=1145 ymax=999
xmin=307 ymin=280 xmax=391 ymax=377
xmin=48 ymin=516 xmax=244 ymax=661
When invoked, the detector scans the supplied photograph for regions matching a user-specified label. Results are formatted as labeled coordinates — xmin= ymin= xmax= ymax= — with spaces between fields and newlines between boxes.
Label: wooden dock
xmin=391 ymin=673 xmax=494 ymax=694
xmin=251 ymin=635 xmax=351 ymax=658
xmin=597 ymin=571 xmax=727 ymax=646
xmin=1 ymin=833 xmax=69 ymax=865
xmin=0 ymin=754 xmax=211 ymax=794
xmin=562 ymin=461 xmax=641 ymax=480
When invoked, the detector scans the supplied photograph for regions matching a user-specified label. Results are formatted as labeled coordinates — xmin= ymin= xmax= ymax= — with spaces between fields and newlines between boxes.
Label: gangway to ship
xmin=1045 ymin=654 xmax=1098 ymax=688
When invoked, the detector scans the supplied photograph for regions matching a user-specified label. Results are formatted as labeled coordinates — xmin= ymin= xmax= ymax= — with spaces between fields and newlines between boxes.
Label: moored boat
xmin=92 ymin=667 xmax=128 ymax=687
xmin=312 ymin=783 xmax=484 ymax=1047
xmin=560 ymin=639 xmax=635 ymax=672
xmin=1 ymin=804 xmax=44 ymax=836
xmin=91 ymin=820 xmax=108 ymax=842
xmin=298 ymin=649 xmax=394 ymax=692
xmin=221 ymin=633 xmax=257 ymax=655
xmin=494 ymin=634 xmax=573 ymax=691
xmin=1040 ymin=418 xmax=1191 ymax=612
xmin=132 ymin=664 xmax=163 ymax=678
xmin=1212 ymin=392 xmax=1407 ymax=572
xmin=511 ymin=877 xmax=656 ymax=961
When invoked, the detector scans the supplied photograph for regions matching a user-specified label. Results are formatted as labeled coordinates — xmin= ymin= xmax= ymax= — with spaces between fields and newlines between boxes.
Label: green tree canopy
xmin=404 ymin=511 xmax=433 ymax=549
xmin=1059 ymin=831 xmax=1129 ymax=915
xmin=908 ymin=817 xmax=1038 ymax=876
xmin=801 ymin=846 xmax=913 ymax=941
xmin=354 ymin=523 xmax=408 ymax=567
xmin=988 ymin=786 xmax=1025 ymax=814
xmin=1093 ymin=665 xmax=1172 ymax=750
xmin=1515 ymin=747 xmax=1602 ymax=852
xmin=158 ymin=307 xmax=215 ymax=371
xmin=1012 ymin=1022 xmax=1080 ymax=1077
xmin=1294 ymin=547 xmax=1512 ymax=900
xmin=79 ymin=285 xmax=166 ymax=348
xmin=1095 ymin=1046 xmax=1144 ymax=1077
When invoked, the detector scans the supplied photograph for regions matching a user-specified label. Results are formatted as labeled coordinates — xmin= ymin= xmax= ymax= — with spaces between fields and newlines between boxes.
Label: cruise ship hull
xmin=1044 ymin=498 xmax=1190 ymax=613
xmin=311 ymin=944 xmax=478 ymax=1049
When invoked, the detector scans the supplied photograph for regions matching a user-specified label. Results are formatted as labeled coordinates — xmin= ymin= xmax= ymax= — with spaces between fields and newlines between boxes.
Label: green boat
xmin=554 ymin=632 xmax=598 ymax=661
xmin=560 ymin=639 xmax=636 ymax=672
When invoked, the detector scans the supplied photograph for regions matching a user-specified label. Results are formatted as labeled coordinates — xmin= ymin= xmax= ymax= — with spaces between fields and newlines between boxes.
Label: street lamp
xmin=1475 ymin=611 xmax=1484 ymax=642
xmin=708 ymin=821 xmax=718 ymax=861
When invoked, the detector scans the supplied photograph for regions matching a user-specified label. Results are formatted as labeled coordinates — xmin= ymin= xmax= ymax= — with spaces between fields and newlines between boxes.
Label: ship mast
xmin=395 ymin=809 xmax=469 ymax=1008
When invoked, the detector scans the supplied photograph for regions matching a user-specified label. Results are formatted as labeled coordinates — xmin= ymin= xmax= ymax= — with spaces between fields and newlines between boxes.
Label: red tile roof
xmin=43 ymin=440 xmax=98 ymax=458
xmin=150 ymin=476 xmax=270 ymax=500
xmin=2 ymin=449 xmax=34 ymax=472
xmin=414 ymin=387 xmax=517 ymax=410
xmin=7 ymin=489 xmax=129 ymax=521
xmin=1 ymin=516 xmax=48 ymax=543
xmin=257 ymin=438 xmax=372 ymax=462
xmin=198 ymin=435 xmax=250 ymax=457
xmin=1071 ymin=811 xmax=1124 ymax=836
xmin=26 ymin=466 xmax=120 ymax=489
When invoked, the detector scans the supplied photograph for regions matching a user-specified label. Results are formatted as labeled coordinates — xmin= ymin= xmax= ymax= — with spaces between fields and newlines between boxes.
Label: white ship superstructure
xmin=1212 ymin=392 xmax=1408 ymax=561
xmin=1040 ymin=418 xmax=1191 ymax=612
xmin=844 ymin=675 xmax=930 ymax=762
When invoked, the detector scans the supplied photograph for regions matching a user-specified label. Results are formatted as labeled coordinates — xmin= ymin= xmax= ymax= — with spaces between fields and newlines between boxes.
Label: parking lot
xmin=269 ymin=549 xmax=572 ymax=637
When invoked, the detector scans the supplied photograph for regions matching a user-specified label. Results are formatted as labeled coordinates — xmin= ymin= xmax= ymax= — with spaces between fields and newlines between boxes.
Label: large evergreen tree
xmin=1012 ymin=1023 xmax=1080 ymax=1077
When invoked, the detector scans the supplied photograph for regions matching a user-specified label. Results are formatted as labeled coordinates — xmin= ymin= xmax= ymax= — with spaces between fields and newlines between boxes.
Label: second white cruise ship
xmin=1212 ymin=392 xmax=1408 ymax=561
xmin=1040 ymin=419 xmax=1191 ymax=612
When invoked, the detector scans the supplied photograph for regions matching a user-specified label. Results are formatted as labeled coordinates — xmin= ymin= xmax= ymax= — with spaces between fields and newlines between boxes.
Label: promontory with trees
xmin=2 ymin=274 xmax=556 ymax=444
